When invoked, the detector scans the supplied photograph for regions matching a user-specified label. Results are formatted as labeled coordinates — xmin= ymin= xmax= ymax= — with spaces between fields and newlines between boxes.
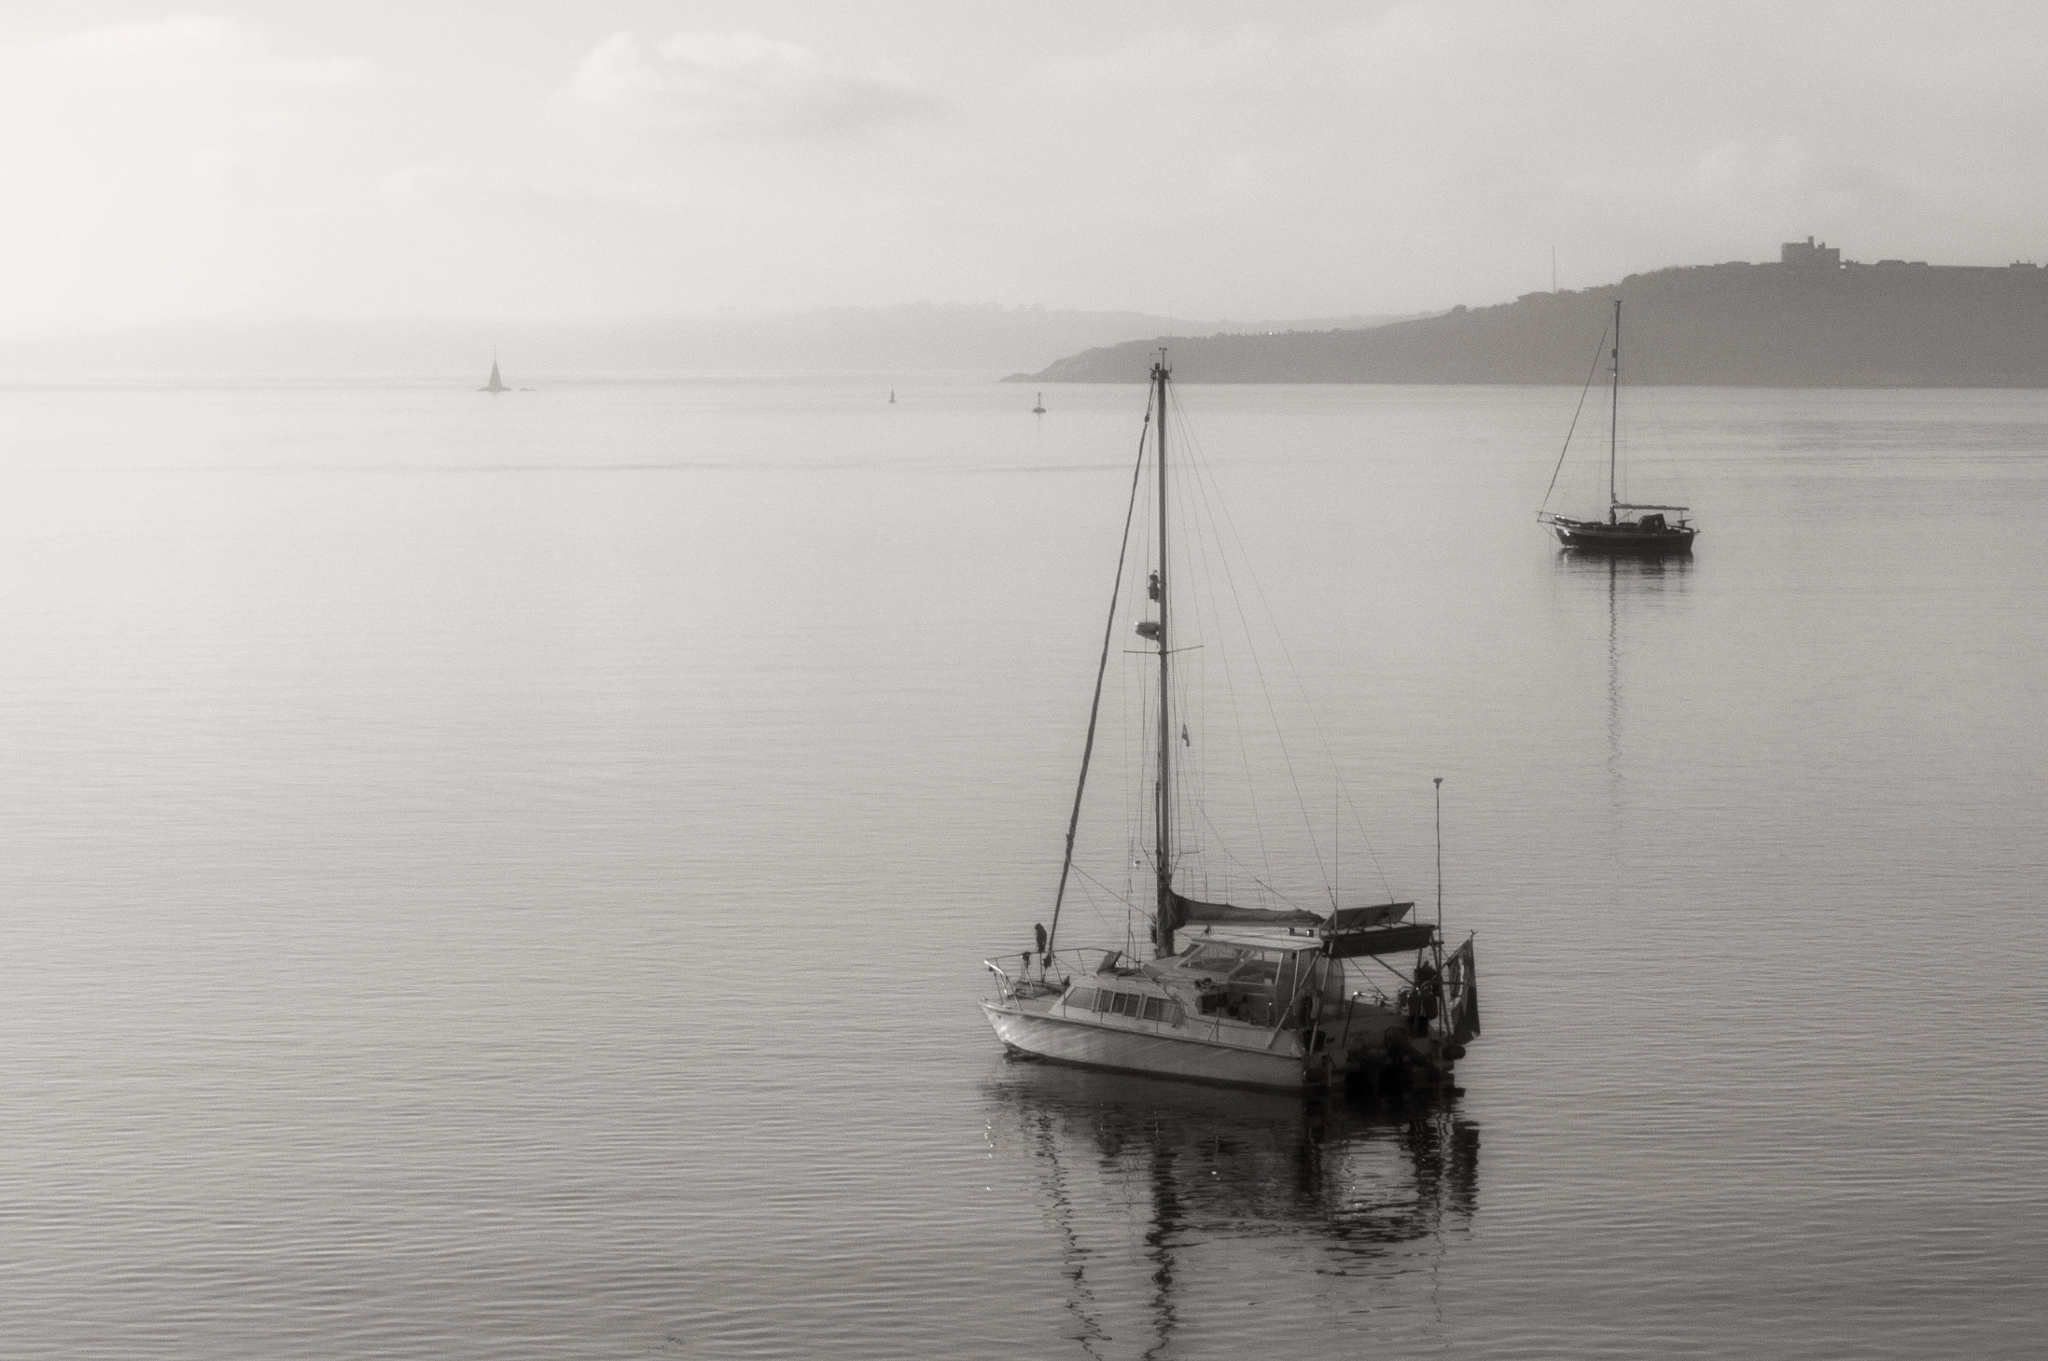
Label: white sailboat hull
xmin=981 ymin=999 xmax=1313 ymax=1092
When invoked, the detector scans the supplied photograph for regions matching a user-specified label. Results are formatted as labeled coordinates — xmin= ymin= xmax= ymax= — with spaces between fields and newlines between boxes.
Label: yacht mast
xmin=1609 ymin=298 xmax=1621 ymax=525
xmin=1153 ymin=353 xmax=1175 ymax=957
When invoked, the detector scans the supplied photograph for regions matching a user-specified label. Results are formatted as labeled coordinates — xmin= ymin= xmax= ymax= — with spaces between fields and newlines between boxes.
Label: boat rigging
xmin=980 ymin=356 xmax=1481 ymax=1096
xmin=1537 ymin=299 xmax=1699 ymax=554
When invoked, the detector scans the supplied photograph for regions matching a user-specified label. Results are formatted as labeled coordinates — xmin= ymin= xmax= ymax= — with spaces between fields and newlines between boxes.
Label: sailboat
xmin=1032 ymin=392 xmax=1047 ymax=414
xmin=1537 ymin=300 xmax=1697 ymax=553
xmin=478 ymin=351 xmax=508 ymax=394
xmin=980 ymin=356 xmax=1480 ymax=1096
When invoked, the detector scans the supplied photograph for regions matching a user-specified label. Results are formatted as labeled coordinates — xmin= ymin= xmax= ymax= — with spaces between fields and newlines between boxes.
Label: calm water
xmin=0 ymin=376 xmax=2042 ymax=1358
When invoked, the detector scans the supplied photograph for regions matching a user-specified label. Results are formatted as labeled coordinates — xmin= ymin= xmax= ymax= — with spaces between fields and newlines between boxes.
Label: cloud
xmin=562 ymin=31 xmax=943 ymax=139
xmin=13 ymin=4 xmax=2048 ymax=327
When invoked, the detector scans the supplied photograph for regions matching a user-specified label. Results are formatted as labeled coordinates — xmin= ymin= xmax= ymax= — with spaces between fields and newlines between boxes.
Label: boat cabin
xmin=1162 ymin=933 xmax=1344 ymax=1026
xmin=1056 ymin=928 xmax=1352 ymax=1031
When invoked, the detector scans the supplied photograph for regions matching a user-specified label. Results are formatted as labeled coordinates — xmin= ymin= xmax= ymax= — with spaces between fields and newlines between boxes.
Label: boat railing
xmin=985 ymin=947 xmax=1133 ymax=1002
xmin=983 ymin=957 xmax=1065 ymax=1003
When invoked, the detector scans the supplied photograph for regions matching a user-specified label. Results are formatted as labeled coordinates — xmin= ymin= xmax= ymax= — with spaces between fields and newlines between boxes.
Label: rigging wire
xmin=1539 ymin=321 xmax=1613 ymax=513
xmin=1073 ymin=863 xmax=1139 ymax=912
xmin=1044 ymin=398 xmax=1153 ymax=958
xmin=1077 ymin=375 xmax=1422 ymax=935
xmin=1181 ymin=434 xmax=1279 ymax=900
xmin=1132 ymin=431 xmax=1158 ymax=874
xmin=1155 ymin=391 xmax=1266 ymax=899
xmin=1197 ymin=806 xmax=1313 ymax=909
xmin=1170 ymin=397 xmax=1326 ymax=892
xmin=1071 ymin=875 xmax=1123 ymax=936
xmin=1164 ymin=424 xmax=1210 ymax=890
xmin=1169 ymin=397 xmax=1351 ymax=896
xmin=1175 ymin=398 xmax=1402 ymax=901
xmin=1616 ymin=324 xmax=1696 ymax=512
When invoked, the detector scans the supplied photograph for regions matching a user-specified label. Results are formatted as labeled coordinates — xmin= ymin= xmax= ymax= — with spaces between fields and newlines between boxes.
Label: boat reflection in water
xmin=1555 ymin=546 xmax=1696 ymax=588
xmin=985 ymin=1062 xmax=1479 ymax=1357
xmin=1553 ymin=550 xmax=1694 ymax=798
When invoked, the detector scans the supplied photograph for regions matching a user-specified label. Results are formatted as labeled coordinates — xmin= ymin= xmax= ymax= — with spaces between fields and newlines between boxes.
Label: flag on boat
xmin=1447 ymin=938 xmax=1481 ymax=1042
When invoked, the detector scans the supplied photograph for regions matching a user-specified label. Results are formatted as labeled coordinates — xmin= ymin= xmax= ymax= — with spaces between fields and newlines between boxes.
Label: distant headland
xmin=1008 ymin=240 xmax=2048 ymax=387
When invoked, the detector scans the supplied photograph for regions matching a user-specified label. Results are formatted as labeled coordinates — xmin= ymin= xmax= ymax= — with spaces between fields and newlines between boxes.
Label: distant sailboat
xmin=1032 ymin=392 xmax=1046 ymax=414
xmin=1536 ymin=300 xmax=1697 ymax=553
xmin=889 ymin=389 xmax=896 ymax=404
xmin=479 ymin=351 xmax=508 ymax=394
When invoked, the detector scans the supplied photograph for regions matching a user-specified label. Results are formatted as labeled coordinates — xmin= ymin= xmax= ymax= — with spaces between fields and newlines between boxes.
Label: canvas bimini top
xmin=1167 ymin=901 xmax=1437 ymax=961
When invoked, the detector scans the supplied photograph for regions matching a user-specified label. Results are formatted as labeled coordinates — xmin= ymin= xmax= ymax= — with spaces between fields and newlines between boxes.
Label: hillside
xmin=1013 ymin=246 xmax=2048 ymax=386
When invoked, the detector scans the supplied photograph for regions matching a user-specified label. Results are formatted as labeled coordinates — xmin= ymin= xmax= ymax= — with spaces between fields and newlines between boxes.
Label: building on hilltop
xmin=1782 ymin=236 xmax=1842 ymax=269
xmin=1779 ymin=237 xmax=2041 ymax=276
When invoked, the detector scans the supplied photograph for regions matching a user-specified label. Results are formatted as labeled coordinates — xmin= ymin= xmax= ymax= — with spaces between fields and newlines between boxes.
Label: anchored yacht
xmin=980 ymin=357 xmax=1479 ymax=1096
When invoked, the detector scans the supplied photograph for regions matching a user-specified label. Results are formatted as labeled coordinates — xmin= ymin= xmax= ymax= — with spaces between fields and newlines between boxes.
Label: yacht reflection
xmin=1553 ymin=545 xmax=1696 ymax=586
xmin=1552 ymin=551 xmax=1693 ymax=800
xmin=986 ymin=1062 xmax=1478 ymax=1357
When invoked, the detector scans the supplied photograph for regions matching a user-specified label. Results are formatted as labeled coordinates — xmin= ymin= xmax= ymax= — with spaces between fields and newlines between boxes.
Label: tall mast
xmin=1608 ymin=298 xmax=1621 ymax=524
xmin=1153 ymin=353 xmax=1175 ymax=957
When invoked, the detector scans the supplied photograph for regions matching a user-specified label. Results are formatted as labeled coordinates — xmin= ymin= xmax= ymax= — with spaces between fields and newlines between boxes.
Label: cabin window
xmin=1321 ymin=957 xmax=1347 ymax=1007
xmin=1141 ymin=997 xmax=1165 ymax=1021
xmin=1275 ymin=952 xmax=1301 ymax=1008
xmin=1228 ymin=955 xmax=1280 ymax=986
xmin=1179 ymin=943 xmax=1255 ymax=972
xmin=1111 ymin=992 xmax=1143 ymax=1017
xmin=1065 ymin=987 xmax=1096 ymax=1011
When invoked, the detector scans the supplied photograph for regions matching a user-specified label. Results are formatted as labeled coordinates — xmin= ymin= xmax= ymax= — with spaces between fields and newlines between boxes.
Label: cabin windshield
xmin=1226 ymin=954 xmax=1280 ymax=985
xmin=1176 ymin=942 xmax=1263 ymax=973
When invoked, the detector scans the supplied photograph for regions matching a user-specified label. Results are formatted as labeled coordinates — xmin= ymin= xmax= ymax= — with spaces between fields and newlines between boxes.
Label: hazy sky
xmin=7 ymin=0 xmax=2048 ymax=330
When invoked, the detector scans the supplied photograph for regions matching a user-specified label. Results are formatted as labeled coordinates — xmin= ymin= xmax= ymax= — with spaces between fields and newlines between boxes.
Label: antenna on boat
xmin=1434 ymin=777 xmax=1444 ymax=933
